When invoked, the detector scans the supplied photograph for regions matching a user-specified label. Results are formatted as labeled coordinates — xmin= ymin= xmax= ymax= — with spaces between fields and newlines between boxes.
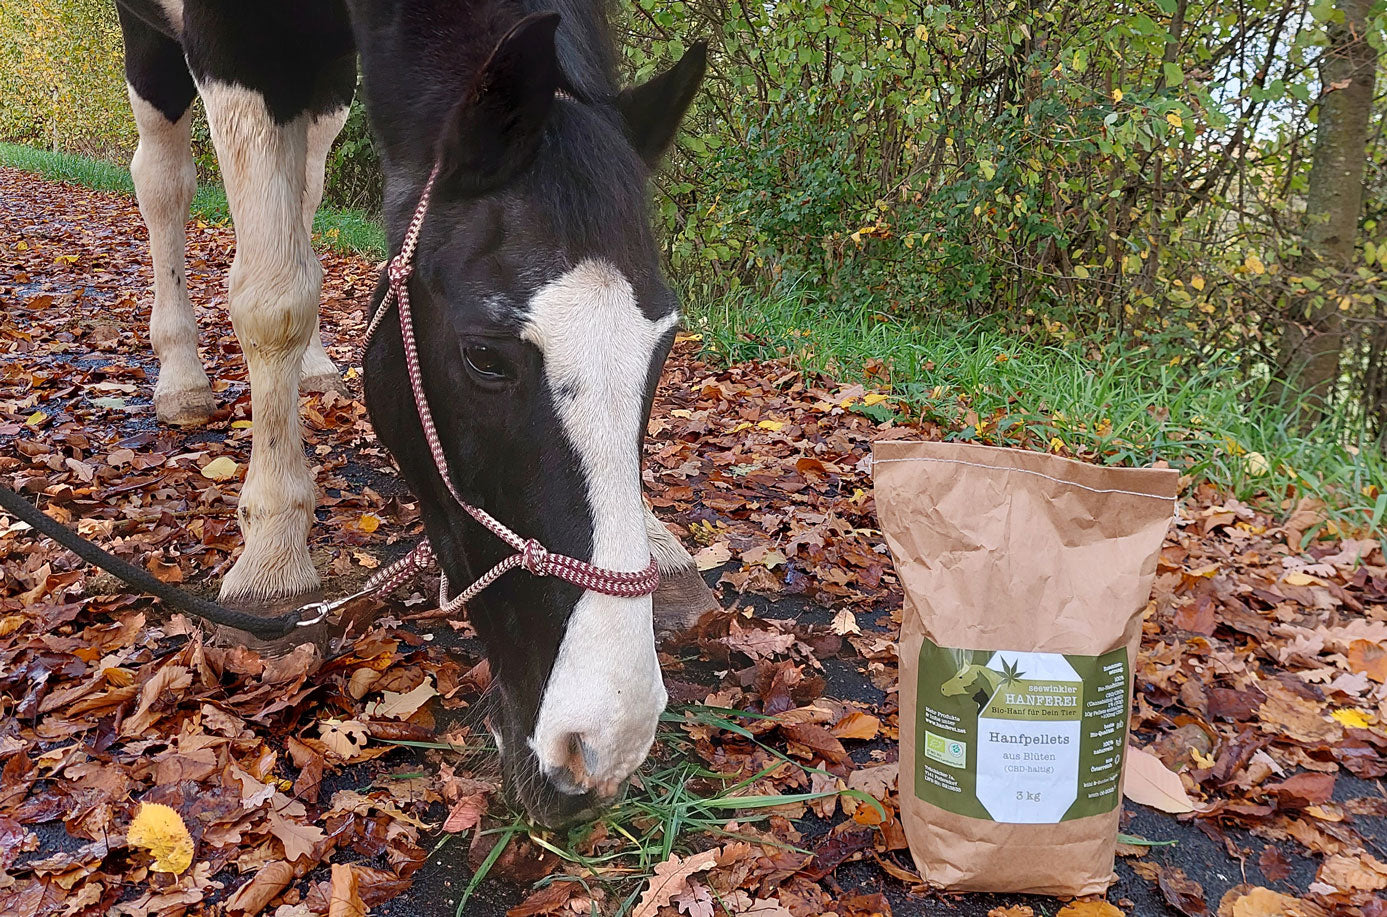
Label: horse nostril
xmin=579 ymin=738 xmax=600 ymax=774
xmin=553 ymin=732 xmax=620 ymax=796
xmin=558 ymin=732 xmax=599 ymax=780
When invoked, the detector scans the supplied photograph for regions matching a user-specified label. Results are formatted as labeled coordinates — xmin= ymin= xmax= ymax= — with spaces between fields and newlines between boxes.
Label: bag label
xmin=915 ymin=638 xmax=1129 ymax=824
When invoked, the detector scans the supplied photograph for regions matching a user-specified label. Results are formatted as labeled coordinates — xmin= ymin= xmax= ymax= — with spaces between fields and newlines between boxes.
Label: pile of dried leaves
xmin=1 ymin=168 xmax=1384 ymax=917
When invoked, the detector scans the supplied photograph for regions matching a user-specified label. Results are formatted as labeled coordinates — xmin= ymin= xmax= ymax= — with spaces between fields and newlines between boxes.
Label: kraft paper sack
xmin=873 ymin=440 xmax=1178 ymax=896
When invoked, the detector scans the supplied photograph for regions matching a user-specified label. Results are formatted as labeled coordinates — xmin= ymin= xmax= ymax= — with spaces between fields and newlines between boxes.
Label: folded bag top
xmin=873 ymin=440 xmax=1178 ymax=896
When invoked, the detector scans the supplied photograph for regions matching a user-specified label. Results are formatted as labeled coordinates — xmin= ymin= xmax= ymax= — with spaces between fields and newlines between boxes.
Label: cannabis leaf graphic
xmin=997 ymin=657 xmax=1025 ymax=686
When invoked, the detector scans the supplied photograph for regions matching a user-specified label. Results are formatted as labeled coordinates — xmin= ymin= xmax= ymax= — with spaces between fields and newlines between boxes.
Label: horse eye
xmin=463 ymin=345 xmax=508 ymax=380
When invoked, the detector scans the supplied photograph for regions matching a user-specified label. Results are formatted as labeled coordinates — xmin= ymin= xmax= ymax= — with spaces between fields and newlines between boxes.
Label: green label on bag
xmin=915 ymin=637 xmax=1129 ymax=823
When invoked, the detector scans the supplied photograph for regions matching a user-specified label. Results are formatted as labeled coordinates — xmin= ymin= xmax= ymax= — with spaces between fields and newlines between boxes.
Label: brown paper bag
xmin=873 ymin=440 xmax=1178 ymax=895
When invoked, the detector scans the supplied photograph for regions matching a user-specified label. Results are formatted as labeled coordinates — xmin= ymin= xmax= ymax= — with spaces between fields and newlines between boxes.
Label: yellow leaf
xmin=230 ymin=419 xmax=253 ymax=429
xmin=127 ymin=802 xmax=195 ymax=874
xmin=1283 ymin=571 xmax=1323 ymax=587
xmin=693 ymin=541 xmax=732 ymax=572
xmin=1057 ymin=902 xmax=1124 ymax=917
xmin=16 ymin=239 xmax=27 ymax=251
xmin=1226 ymin=887 xmax=1314 ymax=917
xmin=1165 ymin=111 xmax=1183 ymax=129
xmin=1072 ymin=265 xmax=1090 ymax=279
xmin=357 ymin=513 xmax=381 ymax=534
xmin=1123 ymin=746 xmax=1195 ymax=813
xmin=1245 ymin=451 xmax=1270 ymax=476
xmin=831 ymin=608 xmax=861 ymax=636
xmin=318 ymin=718 xmax=370 ymax=758
xmin=1331 ymin=709 xmax=1371 ymax=729
xmin=914 ymin=24 xmax=928 ymax=41
xmin=675 ymin=332 xmax=703 ymax=343
xmin=861 ymin=393 xmax=889 ymax=406
xmin=328 ymin=864 xmax=367 ymax=917
xmin=757 ymin=420 xmax=786 ymax=432
xmin=1244 ymin=253 xmax=1265 ymax=275
xmin=832 ymin=710 xmax=880 ymax=740
xmin=1190 ymin=275 xmax=1205 ymax=291
xmin=201 ymin=456 xmax=239 ymax=482
xmin=1112 ymin=88 xmax=1123 ymax=103
xmin=366 ymin=678 xmax=438 ymax=720
xmin=25 ymin=410 xmax=47 ymax=426
xmin=53 ymin=253 xmax=78 ymax=266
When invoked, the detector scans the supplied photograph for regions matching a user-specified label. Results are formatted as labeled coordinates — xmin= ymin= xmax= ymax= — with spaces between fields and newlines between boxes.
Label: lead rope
xmin=360 ymin=165 xmax=660 ymax=614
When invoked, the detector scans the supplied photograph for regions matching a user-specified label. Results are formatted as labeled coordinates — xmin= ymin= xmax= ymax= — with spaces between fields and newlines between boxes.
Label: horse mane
xmin=351 ymin=0 xmax=649 ymax=257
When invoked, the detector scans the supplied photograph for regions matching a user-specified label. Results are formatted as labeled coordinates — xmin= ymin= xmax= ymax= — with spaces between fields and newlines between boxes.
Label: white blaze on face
xmin=521 ymin=259 xmax=677 ymax=793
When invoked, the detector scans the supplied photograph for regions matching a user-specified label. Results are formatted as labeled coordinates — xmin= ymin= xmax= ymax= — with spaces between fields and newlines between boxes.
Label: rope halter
xmin=362 ymin=164 xmax=661 ymax=614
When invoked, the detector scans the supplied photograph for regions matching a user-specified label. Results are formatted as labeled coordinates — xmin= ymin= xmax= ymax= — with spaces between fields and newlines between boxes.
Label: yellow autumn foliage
xmin=0 ymin=0 xmax=135 ymax=154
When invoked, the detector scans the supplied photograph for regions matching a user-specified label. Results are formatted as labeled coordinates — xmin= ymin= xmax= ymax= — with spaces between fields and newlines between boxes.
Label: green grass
xmin=0 ymin=141 xmax=385 ymax=258
xmin=412 ymin=705 xmax=883 ymax=917
xmin=688 ymin=285 xmax=1387 ymax=531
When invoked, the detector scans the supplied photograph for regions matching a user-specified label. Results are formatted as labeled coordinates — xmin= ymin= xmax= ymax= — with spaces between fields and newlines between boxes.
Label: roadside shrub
xmin=323 ymin=95 xmax=382 ymax=214
xmin=0 ymin=0 xmax=133 ymax=156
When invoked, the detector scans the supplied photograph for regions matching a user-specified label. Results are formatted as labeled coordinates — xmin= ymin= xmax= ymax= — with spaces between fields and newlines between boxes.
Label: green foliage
xmin=690 ymin=284 xmax=1387 ymax=522
xmin=629 ymin=0 xmax=1385 ymax=316
xmin=323 ymin=95 xmax=383 ymax=214
xmin=620 ymin=0 xmax=1387 ymax=445
xmin=0 ymin=0 xmax=134 ymax=155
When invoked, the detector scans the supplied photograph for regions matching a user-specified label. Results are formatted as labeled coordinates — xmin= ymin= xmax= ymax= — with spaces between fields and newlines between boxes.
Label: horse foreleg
xmin=200 ymin=83 xmax=321 ymax=609
xmin=298 ymin=104 xmax=351 ymax=395
xmin=128 ymin=88 xmax=215 ymax=426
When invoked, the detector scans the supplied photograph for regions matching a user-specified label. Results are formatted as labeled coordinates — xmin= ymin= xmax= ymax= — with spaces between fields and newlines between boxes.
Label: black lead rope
xmin=0 ymin=483 xmax=321 ymax=641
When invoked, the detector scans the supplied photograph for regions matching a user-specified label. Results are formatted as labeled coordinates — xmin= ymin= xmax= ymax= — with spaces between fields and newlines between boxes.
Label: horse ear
xmin=436 ymin=12 xmax=561 ymax=196
xmin=616 ymin=42 xmax=707 ymax=167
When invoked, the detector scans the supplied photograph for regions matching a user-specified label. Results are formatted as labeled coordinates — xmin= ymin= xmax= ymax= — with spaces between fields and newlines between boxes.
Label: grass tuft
xmin=425 ymin=705 xmax=876 ymax=917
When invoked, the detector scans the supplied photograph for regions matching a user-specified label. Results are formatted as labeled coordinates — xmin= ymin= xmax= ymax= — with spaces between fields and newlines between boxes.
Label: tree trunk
xmin=1275 ymin=0 xmax=1377 ymax=421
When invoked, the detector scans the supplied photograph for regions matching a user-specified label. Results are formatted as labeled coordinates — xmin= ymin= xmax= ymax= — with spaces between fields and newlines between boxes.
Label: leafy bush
xmin=322 ymin=95 xmax=382 ymax=214
xmin=0 ymin=0 xmax=133 ymax=155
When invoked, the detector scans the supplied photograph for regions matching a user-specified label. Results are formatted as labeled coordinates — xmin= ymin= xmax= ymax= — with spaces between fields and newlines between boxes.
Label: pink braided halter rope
xmin=361 ymin=165 xmax=660 ymax=614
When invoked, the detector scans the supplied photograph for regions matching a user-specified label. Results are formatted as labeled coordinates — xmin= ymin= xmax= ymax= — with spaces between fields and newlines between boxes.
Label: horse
xmin=940 ymin=662 xmax=1006 ymax=713
xmin=114 ymin=0 xmax=708 ymax=827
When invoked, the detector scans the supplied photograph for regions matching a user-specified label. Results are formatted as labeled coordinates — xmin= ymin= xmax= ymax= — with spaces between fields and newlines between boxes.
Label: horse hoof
xmin=209 ymin=588 xmax=337 ymax=659
xmin=155 ymin=387 xmax=216 ymax=426
xmin=653 ymin=565 xmax=720 ymax=636
xmin=299 ymin=371 xmax=346 ymax=395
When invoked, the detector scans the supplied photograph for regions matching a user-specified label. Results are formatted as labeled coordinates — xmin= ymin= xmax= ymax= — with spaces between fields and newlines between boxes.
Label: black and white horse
xmin=115 ymin=0 xmax=706 ymax=826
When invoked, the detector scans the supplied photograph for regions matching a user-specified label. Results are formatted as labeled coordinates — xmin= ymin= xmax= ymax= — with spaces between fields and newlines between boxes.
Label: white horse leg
xmin=128 ymin=87 xmax=215 ymax=426
xmin=199 ymin=83 xmax=320 ymax=604
xmin=646 ymin=505 xmax=720 ymax=633
xmin=298 ymin=104 xmax=350 ymax=394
